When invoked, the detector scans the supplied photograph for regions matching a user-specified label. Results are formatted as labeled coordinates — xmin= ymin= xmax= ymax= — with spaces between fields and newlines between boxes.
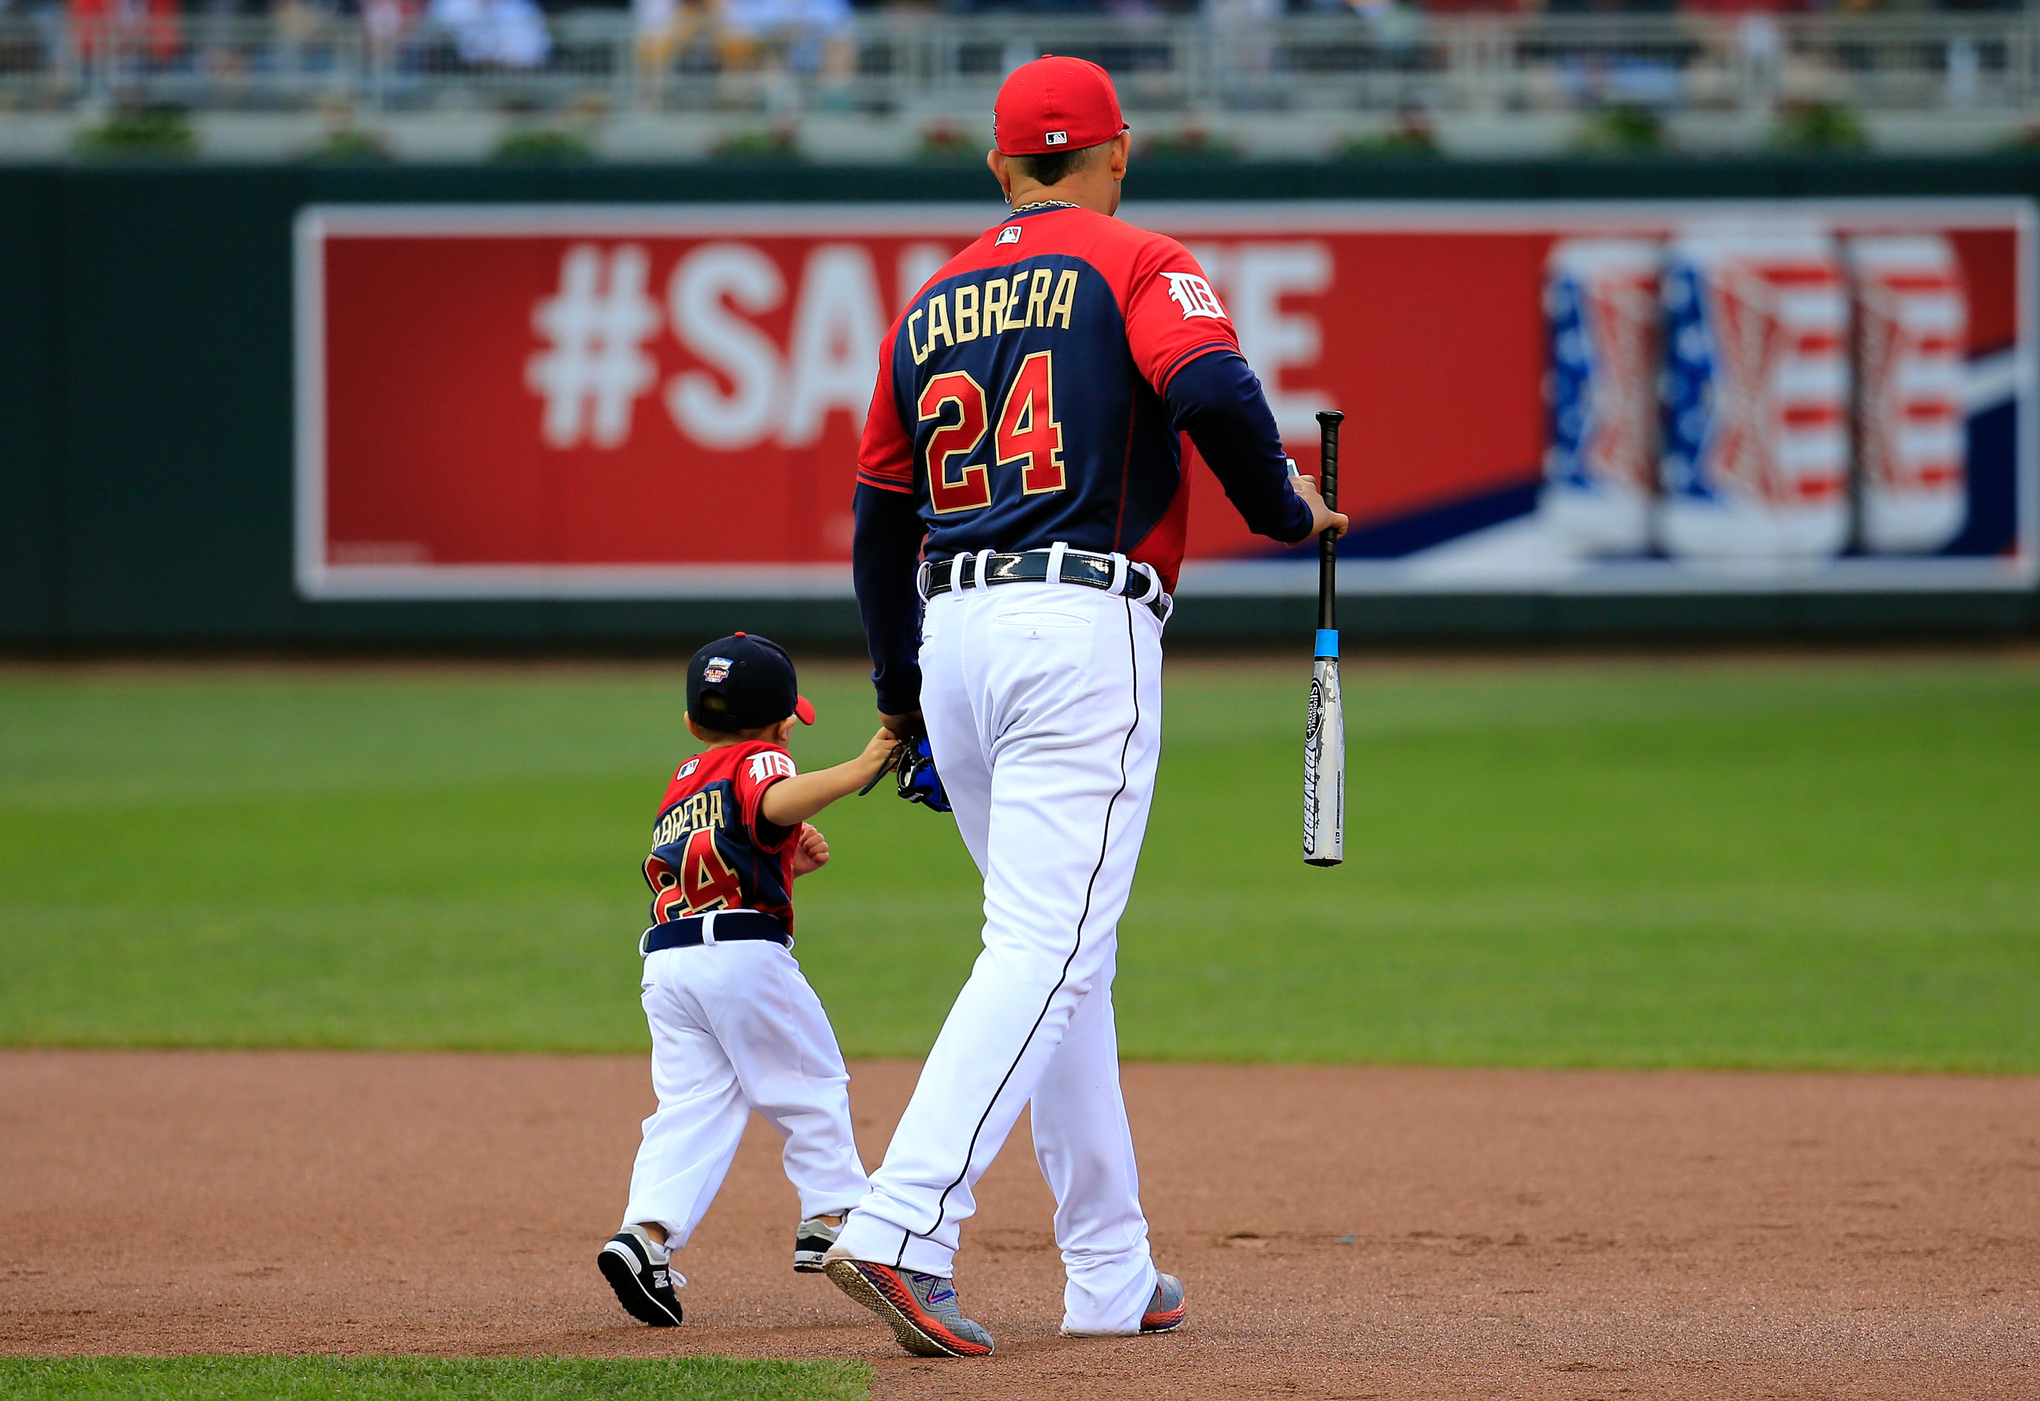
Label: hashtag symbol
xmin=525 ymin=244 xmax=663 ymax=449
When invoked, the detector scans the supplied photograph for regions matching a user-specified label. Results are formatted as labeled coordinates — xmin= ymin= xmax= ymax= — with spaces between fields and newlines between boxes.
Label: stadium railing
xmin=1 ymin=10 xmax=2036 ymax=119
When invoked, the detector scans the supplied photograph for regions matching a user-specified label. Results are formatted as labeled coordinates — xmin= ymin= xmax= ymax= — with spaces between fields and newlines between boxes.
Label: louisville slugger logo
xmin=1303 ymin=677 xmax=1325 ymax=849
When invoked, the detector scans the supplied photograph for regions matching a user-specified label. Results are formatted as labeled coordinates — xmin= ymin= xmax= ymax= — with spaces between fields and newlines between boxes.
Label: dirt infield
xmin=2 ymin=1052 xmax=2033 ymax=1399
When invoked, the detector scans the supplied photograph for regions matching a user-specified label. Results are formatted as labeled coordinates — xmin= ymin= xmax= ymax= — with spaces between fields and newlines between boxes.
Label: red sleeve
xmin=856 ymin=322 xmax=916 ymax=494
xmin=732 ymin=743 xmax=800 ymax=851
xmin=1122 ymin=237 xmax=1241 ymax=396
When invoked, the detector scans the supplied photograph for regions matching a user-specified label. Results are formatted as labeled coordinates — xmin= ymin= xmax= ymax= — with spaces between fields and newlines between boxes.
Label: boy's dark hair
xmin=1007 ymin=137 xmax=1110 ymax=189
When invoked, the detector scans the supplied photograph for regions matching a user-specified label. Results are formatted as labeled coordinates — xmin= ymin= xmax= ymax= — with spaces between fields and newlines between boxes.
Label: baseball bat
xmin=1303 ymin=410 xmax=1345 ymax=868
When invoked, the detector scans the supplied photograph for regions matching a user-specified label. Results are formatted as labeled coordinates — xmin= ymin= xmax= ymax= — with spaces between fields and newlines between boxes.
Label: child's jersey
xmin=856 ymin=202 xmax=1243 ymax=591
xmin=643 ymin=740 xmax=800 ymax=935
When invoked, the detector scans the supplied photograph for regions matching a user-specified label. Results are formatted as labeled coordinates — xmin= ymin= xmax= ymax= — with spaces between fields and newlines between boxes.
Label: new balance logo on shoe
xmin=824 ymin=1256 xmax=995 ymax=1358
xmin=597 ymin=1232 xmax=683 ymax=1327
xmin=793 ymin=1216 xmax=844 ymax=1273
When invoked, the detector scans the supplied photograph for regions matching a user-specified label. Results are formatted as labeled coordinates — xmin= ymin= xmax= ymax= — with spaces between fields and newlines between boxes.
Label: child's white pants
xmin=622 ymin=940 xmax=869 ymax=1250
xmin=836 ymin=578 xmax=1164 ymax=1336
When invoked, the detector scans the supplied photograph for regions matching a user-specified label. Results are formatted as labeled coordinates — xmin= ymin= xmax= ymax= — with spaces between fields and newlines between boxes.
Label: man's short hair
xmin=1007 ymin=137 xmax=1111 ymax=189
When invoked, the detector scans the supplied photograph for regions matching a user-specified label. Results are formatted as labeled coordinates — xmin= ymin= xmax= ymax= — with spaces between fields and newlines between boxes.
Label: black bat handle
xmin=1315 ymin=410 xmax=1343 ymax=634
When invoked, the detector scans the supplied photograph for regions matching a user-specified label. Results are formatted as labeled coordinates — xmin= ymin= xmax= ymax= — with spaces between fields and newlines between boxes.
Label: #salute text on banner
xmin=295 ymin=200 xmax=2037 ymax=601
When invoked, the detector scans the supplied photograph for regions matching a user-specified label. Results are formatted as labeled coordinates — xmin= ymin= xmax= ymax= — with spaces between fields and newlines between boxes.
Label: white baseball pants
xmin=836 ymin=572 xmax=1166 ymax=1336
xmin=622 ymin=939 xmax=869 ymax=1251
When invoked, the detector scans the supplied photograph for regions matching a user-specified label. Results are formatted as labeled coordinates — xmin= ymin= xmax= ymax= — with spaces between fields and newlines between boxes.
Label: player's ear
xmin=986 ymin=148 xmax=1012 ymax=202
xmin=684 ymin=712 xmax=707 ymax=741
xmin=777 ymin=717 xmax=797 ymax=744
xmin=1107 ymin=130 xmax=1131 ymax=181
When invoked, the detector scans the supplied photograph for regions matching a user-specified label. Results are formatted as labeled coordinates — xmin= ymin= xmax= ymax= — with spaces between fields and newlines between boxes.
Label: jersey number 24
xmin=645 ymin=829 xmax=743 ymax=922
xmin=920 ymin=350 xmax=1066 ymax=514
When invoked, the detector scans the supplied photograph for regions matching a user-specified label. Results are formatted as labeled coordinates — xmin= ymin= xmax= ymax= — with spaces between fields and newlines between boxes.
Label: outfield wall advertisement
xmin=296 ymin=200 xmax=2037 ymax=600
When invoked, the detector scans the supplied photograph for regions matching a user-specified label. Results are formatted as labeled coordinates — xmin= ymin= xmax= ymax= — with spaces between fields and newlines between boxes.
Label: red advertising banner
xmin=296 ymin=201 xmax=2035 ymax=598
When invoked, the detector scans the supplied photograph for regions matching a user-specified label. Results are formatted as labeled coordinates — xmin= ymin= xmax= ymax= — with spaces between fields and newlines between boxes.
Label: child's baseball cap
xmin=687 ymin=633 xmax=816 ymax=732
xmin=993 ymin=54 xmax=1128 ymax=157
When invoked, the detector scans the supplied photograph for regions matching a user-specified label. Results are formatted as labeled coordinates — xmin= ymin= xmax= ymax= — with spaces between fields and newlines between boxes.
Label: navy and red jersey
xmin=643 ymin=740 xmax=800 ymax=935
xmin=857 ymin=203 xmax=1246 ymax=591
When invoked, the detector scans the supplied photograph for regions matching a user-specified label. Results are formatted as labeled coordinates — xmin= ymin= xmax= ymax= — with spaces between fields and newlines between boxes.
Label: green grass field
xmin=0 ymin=1356 xmax=867 ymax=1400
xmin=2 ymin=653 xmax=2036 ymax=1069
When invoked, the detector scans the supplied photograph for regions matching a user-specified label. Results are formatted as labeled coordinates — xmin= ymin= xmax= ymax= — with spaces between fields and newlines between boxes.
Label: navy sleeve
xmin=1165 ymin=350 xmax=1315 ymax=545
xmin=852 ymin=481 xmax=926 ymax=716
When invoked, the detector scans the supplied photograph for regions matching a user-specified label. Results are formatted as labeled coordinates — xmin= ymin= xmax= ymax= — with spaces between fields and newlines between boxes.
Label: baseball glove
xmin=894 ymin=735 xmax=951 ymax=813
xmin=859 ymin=735 xmax=952 ymax=814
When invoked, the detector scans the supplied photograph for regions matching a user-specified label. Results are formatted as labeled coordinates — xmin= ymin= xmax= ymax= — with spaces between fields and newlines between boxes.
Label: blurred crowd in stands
xmin=25 ymin=0 xmax=2029 ymax=43
xmin=6 ymin=0 xmax=2019 ymax=87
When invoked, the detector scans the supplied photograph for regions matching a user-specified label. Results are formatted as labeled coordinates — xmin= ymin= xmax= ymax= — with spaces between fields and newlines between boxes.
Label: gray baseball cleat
xmin=1062 ymin=1271 xmax=1189 ymax=1337
xmin=822 ymin=1247 xmax=995 ymax=1357
xmin=793 ymin=1216 xmax=843 ymax=1273
xmin=597 ymin=1225 xmax=684 ymax=1326
xmin=1141 ymin=1272 xmax=1187 ymax=1332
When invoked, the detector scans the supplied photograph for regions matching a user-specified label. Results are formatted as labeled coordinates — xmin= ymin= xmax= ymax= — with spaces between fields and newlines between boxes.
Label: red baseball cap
xmin=993 ymin=55 xmax=1128 ymax=157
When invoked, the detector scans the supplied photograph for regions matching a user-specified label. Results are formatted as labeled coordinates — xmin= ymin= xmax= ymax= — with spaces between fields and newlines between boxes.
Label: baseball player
xmin=597 ymin=632 xmax=897 ymax=1327
xmin=824 ymin=56 xmax=1347 ymax=1356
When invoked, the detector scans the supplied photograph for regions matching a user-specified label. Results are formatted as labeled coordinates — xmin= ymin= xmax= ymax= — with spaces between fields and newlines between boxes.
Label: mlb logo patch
xmin=677 ymin=758 xmax=699 ymax=779
xmin=703 ymin=656 xmax=733 ymax=683
xmin=1161 ymin=271 xmax=1227 ymax=321
xmin=1044 ymin=131 xmax=1068 ymax=146
xmin=997 ymin=226 xmax=1023 ymax=246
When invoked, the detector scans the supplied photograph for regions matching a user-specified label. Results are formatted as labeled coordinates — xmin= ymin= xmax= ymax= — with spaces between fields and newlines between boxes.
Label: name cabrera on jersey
xmin=857 ymin=204 xmax=1240 ymax=589
xmin=644 ymin=741 xmax=801 ymax=935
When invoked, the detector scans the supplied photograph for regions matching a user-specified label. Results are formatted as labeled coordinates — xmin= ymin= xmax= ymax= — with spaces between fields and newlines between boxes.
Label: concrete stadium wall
xmin=4 ymin=156 xmax=2038 ymax=650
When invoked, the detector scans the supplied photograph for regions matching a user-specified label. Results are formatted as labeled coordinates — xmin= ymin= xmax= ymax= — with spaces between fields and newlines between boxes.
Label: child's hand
xmin=763 ymin=729 xmax=909 ymax=829
xmin=791 ymin=823 xmax=831 ymax=877
xmin=862 ymin=726 xmax=901 ymax=771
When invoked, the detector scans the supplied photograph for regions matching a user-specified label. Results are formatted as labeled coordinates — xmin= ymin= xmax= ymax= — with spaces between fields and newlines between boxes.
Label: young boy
xmin=598 ymin=632 xmax=898 ymax=1327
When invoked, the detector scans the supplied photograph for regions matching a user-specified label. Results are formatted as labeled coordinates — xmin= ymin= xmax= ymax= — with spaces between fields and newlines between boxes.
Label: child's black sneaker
xmin=793 ymin=1216 xmax=843 ymax=1273
xmin=598 ymin=1225 xmax=683 ymax=1326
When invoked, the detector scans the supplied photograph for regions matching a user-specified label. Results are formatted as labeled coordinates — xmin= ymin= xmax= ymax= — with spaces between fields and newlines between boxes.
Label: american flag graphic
xmin=1846 ymin=234 xmax=1969 ymax=553
xmin=1543 ymin=238 xmax=1662 ymax=555
xmin=1548 ymin=243 xmax=1661 ymax=497
xmin=1661 ymin=229 xmax=1851 ymax=559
